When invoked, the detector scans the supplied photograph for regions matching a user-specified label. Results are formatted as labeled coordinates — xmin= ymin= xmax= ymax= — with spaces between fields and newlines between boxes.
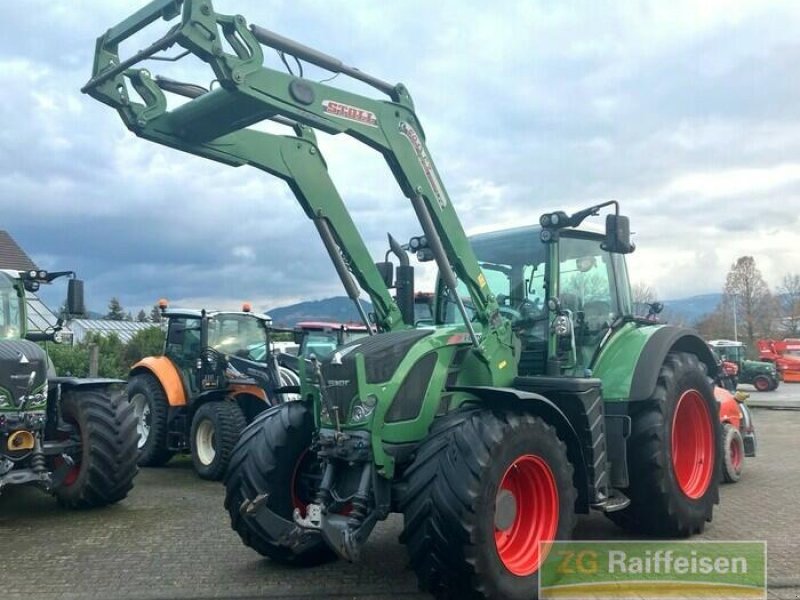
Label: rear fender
xmin=594 ymin=324 xmax=718 ymax=402
xmin=129 ymin=357 xmax=187 ymax=406
xmin=449 ymin=385 xmax=592 ymax=513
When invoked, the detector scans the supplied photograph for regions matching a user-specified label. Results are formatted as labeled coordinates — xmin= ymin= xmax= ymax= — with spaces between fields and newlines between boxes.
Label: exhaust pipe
xmin=8 ymin=430 xmax=35 ymax=451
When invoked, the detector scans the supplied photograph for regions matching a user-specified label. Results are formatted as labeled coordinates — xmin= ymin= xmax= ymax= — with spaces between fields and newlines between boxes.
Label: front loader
xmin=0 ymin=269 xmax=137 ymax=508
xmin=84 ymin=3 xmax=722 ymax=597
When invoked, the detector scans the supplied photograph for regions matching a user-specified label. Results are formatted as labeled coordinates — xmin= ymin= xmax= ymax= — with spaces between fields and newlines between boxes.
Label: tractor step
xmin=593 ymin=489 xmax=630 ymax=513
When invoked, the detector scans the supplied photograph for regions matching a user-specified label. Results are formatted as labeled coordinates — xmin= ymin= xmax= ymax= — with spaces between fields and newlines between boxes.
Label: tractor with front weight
xmin=128 ymin=301 xmax=299 ymax=480
xmin=0 ymin=269 xmax=137 ymax=507
xmin=84 ymin=3 xmax=722 ymax=596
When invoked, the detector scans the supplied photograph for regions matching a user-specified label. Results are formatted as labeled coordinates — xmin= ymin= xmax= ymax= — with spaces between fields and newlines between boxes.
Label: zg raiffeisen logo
xmin=538 ymin=541 xmax=766 ymax=599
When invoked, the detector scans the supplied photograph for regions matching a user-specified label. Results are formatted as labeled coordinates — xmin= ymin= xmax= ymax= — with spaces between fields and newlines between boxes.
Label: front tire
xmin=190 ymin=402 xmax=246 ymax=481
xmin=54 ymin=387 xmax=139 ymax=509
xmin=223 ymin=402 xmax=336 ymax=566
xmin=399 ymin=410 xmax=576 ymax=600
xmin=722 ymin=423 xmax=744 ymax=483
xmin=127 ymin=374 xmax=174 ymax=467
xmin=608 ymin=352 xmax=720 ymax=536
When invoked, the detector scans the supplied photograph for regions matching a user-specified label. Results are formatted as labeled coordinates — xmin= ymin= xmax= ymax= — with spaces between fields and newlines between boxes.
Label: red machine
xmin=715 ymin=387 xmax=757 ymax=483
xmin=756 ymin=338 xmax=800 ymax=382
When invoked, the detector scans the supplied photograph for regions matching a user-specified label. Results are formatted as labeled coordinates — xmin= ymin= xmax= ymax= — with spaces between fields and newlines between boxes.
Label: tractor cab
xmin=293 ymin=321 xmax=371 ymax=360
xmin=436 ymin=211 xmax=634 ymax=377
xmin=162 ymin=305 xmax=274 ymax=395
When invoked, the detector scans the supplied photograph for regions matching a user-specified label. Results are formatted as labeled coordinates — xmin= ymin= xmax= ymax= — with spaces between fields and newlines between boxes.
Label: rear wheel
xmin=722 ymin=423 xmax=744 ymax=483
xmin=53 ymin=387 xmax=139 ymax=508
xmin=190 ymin=402 xmax=246 ymax=481
xmin=223 ymin=402 xmax=336 ymax=566
xmin=127 ymin=374 xmax=174 ymax=467
xmin=607 ymin=352 xmax=720 ymax=536
xmin=752 ymin=375 xmax=771 ymax=392
xmin=399 ymin=410 xmax=576 ymax=600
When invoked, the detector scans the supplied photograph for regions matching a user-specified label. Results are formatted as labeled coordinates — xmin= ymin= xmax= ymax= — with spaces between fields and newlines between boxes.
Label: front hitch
xmin=239 ymin=493 xmax=324 ymax=555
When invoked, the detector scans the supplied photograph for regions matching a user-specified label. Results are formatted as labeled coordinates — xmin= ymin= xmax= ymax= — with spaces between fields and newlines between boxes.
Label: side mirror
xmin=293 ymin=329 xmax=304 ymax=345
xmin=375 ymin=261 xmax=394 ymax=288
xmin=604 ymin=215 xmax=635 ymax=254
xmin=67 ymin=279 xmax=85 ymax=316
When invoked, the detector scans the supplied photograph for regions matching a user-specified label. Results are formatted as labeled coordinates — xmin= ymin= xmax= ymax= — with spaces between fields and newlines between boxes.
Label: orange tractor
xmin=127 ymin=302 xmax=299 ymax=480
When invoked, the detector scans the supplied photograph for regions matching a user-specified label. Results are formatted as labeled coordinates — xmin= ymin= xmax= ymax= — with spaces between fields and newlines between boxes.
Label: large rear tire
xmin=607 ymin=352 xmax=720 ymax=536
xmin=223 ymin=402 xmax=336 ymax=566
xmin=127 ymin=374 xmax=174 ymax=467
xmin=399 ymin=410 xmax=576 ymax=600
xmin=190 ymin=401 xmax=246 ymax=481
xmin=54 ymin=387 xmax=139 ymax=509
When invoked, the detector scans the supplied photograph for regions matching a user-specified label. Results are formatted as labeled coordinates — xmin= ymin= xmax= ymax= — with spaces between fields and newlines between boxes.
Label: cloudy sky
xmin=3 ymin=0 xmax=800 ymax=315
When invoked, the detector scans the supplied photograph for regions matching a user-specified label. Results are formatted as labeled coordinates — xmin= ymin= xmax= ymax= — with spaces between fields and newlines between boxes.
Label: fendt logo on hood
xmin=18 ymin=352 xmax=29 ymax=365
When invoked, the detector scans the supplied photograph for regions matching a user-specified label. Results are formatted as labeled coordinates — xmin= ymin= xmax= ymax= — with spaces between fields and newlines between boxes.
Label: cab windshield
xmin=0 ymin=274 xmax=24 ymax=339
xmin=208 ymin=314 xmax=268 ymax=361
xmin=299 ymin=329 xmax=369 ymax=359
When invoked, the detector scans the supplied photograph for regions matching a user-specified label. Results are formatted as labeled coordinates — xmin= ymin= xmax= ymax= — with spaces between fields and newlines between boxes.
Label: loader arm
xmin=82 ymin=10 xmax=404 ymax=332
xmin=82 ymin=0 xmax=511 ymax=365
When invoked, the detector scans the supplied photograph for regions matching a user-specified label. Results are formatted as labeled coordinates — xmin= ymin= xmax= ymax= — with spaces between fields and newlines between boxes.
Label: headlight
xmin=52 ymin=330 xmax=63 ymax=344
xmin=553 ymin=315 xmax=572 ymax=337
xmin=349 ymin=394 xmax=377 ymax=423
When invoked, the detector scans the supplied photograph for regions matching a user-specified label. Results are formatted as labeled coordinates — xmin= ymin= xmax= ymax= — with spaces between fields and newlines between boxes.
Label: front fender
xmin=130 ymin=356 xmax=187 ymax=407
xmin=593 ymin=323 xmax=718 ymax=402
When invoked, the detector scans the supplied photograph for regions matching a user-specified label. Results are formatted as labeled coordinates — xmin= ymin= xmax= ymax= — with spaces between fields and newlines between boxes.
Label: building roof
xmin=68 ymin=319 xmax=160 ymax=344
xmin=0 ymin=231 xmax=37 ymax=271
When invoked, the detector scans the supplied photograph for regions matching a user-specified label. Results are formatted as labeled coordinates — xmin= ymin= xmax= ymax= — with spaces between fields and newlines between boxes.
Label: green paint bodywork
xmin=591 ymin=322 xmax=664 ymax=401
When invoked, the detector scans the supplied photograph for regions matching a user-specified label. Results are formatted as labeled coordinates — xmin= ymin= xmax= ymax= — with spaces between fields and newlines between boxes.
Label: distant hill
xmin=661 ymin=293 xmax=722 ymax=325
xmin=266 ymin=297 xmax=373 ymax=327
xmin=267 ymin=293 xmax=723 ymax=328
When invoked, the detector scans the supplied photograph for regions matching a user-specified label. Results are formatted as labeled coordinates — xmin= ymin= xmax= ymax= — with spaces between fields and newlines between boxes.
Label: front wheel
xmin=190 ymin=402 xmax=246 ymax=480
xmin=399 ymin=410 xmax=576 ymax=600
xmin=223 ymin=402 xmax=336 ymax=566
xmin=607 ymin=351 xmax=720 ymax=536
xmin=53 ymin=387 xmax=139 ymax=509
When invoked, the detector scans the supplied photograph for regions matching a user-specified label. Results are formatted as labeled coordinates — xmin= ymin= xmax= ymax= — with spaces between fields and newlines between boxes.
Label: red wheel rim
xmin=54 ymin=419 xmax=81 ymax=487
xmin=494 ymin=455 xmax=559 ymax=576
xmin=730 ymin=436 xmax=743 ymax=470
xmin=671 ymin=390 xmax=714 ymax=499
xmin=290 ymin=449 xmax=312 ymax=514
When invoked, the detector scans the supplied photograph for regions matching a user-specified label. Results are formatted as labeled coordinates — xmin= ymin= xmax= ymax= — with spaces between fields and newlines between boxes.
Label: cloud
xmin=2 ymin=0 xmax=800 ymax=317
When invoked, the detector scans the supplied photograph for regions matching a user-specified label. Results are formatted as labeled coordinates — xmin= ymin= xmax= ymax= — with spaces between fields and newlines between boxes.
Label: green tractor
xmin=0 ymin=269 xmax=137 ymax=507
xmin=84 ymin=3 xmax=721 ymax=596
xmin=708 ymin=339 xmax=779 ymax=392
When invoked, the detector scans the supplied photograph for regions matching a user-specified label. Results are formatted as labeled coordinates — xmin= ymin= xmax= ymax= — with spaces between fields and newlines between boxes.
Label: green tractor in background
xmin=84 ymin=3 xmax=721 ymax=597
xmin=708 ymin=339 xmax=779 ymax=392
xmin=0 ymin=269 xmax=137 ymax=507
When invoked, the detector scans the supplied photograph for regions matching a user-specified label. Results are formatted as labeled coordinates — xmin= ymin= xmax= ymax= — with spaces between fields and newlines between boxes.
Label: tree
xmin=123 ymin=327 xmax=165 ymax=366
xmin=149 ymin=304 xmax=163 ymax=324
xmin=632 ymin=282 xmax=658 ymax=316
xmin=106 ymin=297 xmax=126 ymax=321
xmin=136 ymin=309 xmax=148 ymax=323
xmin=723 ymin=256 xmax=776 ymax=349
xmin=778 ymin=273 xmax=800 ymax=336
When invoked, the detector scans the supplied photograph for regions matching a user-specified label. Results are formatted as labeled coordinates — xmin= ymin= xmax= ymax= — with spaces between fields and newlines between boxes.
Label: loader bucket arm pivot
xmin=83 ymin=0 xmax=512 ymax=368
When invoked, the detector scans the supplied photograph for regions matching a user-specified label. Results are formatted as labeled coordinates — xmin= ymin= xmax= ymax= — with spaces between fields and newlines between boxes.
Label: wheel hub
xmin=494 ymin=454 xmax=559 ymax=577
xmin=671 ymin=389 xmax=714 ymax=499
xmin=130 ymin=393 xmax=151 ymax=449
xmin=494 ymin=489 xmax=517 ymax=531
xmin=195 ymin=419 xmax=216 ymax=466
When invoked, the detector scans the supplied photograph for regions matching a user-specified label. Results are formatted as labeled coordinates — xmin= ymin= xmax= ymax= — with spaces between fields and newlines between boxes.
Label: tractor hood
xmin=0 ymin=340 xmax=48 ymax=412
xmin=318 ymin=329 xmax=434 ymax=425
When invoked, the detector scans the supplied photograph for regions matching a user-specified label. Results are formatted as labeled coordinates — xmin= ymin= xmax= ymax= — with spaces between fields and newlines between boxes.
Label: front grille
xmin=320 ymin=360 xmax=358 ymax=422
